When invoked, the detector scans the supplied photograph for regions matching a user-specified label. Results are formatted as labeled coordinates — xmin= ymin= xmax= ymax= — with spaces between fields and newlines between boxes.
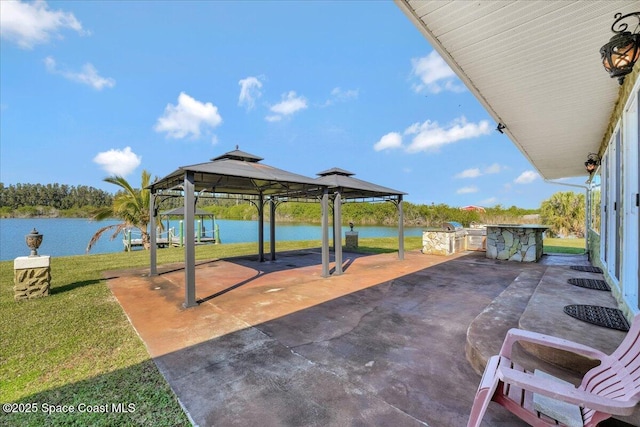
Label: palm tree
xmin=87 ymin=170 xmax=156 ymax=252
xmin=540 ymin=191 xmax=585 ymax=238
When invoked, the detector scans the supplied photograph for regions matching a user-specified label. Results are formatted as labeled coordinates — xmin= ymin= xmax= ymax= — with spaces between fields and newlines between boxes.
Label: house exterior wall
xmin=590 ymin=68 xmax=640 ymax=317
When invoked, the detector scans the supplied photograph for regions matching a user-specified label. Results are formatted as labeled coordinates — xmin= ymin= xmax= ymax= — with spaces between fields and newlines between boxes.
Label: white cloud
xmin=93 ymin=147 xmax=141 ymax=176
xmin=0 ymin=0 xmax=86 ymax=49
xmin=265 ymin=115 xmax=282 ymax=123
xmin=44 ymin=56 xmax=115 ymax=90
xmin=411 ymin=51 xmax=465 ymax=94
xmin=455 ymin=168 xmax=481 ymax=179
xmin=373 ymin=117 xmax=490 ymax=153
xmin=155 ymin=92 xmax=222 ymax=139
xmin=323 ymin=87 xmax=359 ymax=106
xmin=456 ymin=163 xmax=504 ymax=179
xmin=373 ymin=132 xmax=403 ymax=152
xmin=457 ymin=186 xmax=478 ymax=194
xmin=484 ymin=163 xmax=503 ymax=174
xmin=266 ymin=91 xmax=307 ymax=121
xmin=238 ymin=76 xmax=263 ymax=111
xmin=404 ymin=117 xmax=491 ymax=153
xmin=514 ymin=170 xmax=540 ymax=184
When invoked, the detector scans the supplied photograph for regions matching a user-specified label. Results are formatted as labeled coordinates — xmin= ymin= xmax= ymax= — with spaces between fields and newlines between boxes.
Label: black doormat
xmin=567 ymin=278 xmax=610 ymax=291
xmin=563 ymin=305 xmax=630 ymax=331
xmin=570 ymin=266 xmax=603 ymax=273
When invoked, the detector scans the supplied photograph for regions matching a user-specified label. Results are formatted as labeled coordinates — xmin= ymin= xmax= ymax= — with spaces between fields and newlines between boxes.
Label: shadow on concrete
xmin=197 ymin=270 xmax=263 ymax=303
xmin=154 ymin=248 xmax=380 ymax=304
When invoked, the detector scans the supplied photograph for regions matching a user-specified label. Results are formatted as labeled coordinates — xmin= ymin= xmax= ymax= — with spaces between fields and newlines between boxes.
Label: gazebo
xmin=314 ymin=167 xmax=406 ymax=275
xmin=148 ymin=148 xmax=406 ymax=308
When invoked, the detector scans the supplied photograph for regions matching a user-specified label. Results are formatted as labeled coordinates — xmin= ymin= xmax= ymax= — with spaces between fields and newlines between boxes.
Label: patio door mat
xmin=569 ymin=266 xmax=603 ymax=273
xmin=563 ymin=305 xmax=630 ymax=331
xmin=567 ymin=278 xmax=610 ymax=291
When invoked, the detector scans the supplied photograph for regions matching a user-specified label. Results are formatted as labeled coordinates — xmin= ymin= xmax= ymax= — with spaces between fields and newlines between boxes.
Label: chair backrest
xmin=580 ymin=314 xmax=640 ymax=424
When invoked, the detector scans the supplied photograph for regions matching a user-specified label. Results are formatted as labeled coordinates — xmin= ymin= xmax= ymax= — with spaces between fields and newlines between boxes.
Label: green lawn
xmin=1 ymin=237 xmax=421 ymax=426
xmin=543 ymin=237 xmax=586 ymax=254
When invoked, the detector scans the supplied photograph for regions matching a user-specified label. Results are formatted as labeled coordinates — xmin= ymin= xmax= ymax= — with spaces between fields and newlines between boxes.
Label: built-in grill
xmin=442 ymin=221 xmax=467 ymax=254
xmin=422 ymin=221 xmax=468 ymax=256
xmin=465 ymin=227 xmax=487 ymax=251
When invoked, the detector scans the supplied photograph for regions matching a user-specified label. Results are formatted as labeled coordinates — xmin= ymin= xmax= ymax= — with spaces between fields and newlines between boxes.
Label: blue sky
xmin=0 ymin=1 xmax=586 ymax=209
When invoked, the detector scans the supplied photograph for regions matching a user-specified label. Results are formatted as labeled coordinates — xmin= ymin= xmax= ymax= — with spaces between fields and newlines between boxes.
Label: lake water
xmin=0 ymin=218 xmax=423 ymax=261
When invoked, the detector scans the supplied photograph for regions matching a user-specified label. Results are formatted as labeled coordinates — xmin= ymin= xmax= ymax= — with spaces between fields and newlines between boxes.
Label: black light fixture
xmin=600 ymin=12 xmax=640 ymax=85
xmin=496 ymin=123 xmax=505 ymax=134
xmin=585 ymin=153 xmax=601 ymax=173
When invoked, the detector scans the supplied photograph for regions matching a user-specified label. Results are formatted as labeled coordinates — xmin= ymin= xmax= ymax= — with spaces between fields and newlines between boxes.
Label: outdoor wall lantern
xmin=585 ymin=153 xmax=601 ymax=173
xmin=600 ymin=12 xmax=640 ymax=85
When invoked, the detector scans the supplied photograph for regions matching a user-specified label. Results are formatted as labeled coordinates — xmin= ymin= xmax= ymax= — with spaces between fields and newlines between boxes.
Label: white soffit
xmin=395 ymin=0 xmax=639 ymax=180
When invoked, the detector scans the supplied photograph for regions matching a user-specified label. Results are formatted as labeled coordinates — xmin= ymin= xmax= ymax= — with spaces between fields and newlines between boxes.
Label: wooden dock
xmin=122 ymin=229 xmax=217 ymax=251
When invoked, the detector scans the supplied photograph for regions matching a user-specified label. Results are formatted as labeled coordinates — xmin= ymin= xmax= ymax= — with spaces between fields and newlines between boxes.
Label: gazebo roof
xmin=317 ymin=167 xmax=355 ymax=177
xmin=150 ymin=148 xmax=326 ymax=197
xmin=210 ymin=148 xmax=263 ymax=163
xmin=315 ymin=168 xmax=406 ymax=200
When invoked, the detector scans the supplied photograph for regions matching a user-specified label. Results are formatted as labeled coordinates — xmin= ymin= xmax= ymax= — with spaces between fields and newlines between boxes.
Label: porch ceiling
xmin=395 ymin=0 xmax=639 ymax=180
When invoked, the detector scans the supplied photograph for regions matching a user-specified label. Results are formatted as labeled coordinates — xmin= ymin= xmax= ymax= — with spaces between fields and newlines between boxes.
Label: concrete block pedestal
xmin=345 ymin=231 xmax=358 ymax=250
xmin=14 ymin=256 xmax=51 ymax=301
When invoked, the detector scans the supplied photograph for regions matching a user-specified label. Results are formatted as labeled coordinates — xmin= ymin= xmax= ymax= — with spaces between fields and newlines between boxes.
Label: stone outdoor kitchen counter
xmin=485 ymin=224 xmax=549 ymax=262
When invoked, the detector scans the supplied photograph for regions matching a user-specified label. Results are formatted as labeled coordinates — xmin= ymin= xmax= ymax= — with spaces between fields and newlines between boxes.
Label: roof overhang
xmin=395 ymin=0 xmax=639 ymax=180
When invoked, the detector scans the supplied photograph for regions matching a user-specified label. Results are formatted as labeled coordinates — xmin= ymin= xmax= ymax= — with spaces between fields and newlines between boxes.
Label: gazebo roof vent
xmin=317 ymin=167 xmax=354 ymax=177
xmin=211 ymin=146 xmax=263 ymax=163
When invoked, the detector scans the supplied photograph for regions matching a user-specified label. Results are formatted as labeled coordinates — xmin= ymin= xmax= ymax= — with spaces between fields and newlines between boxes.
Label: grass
xmin=543 ymin=237 xmax=586 ymax=254
xmin=1 ymin=237 xmax=421 ymax=426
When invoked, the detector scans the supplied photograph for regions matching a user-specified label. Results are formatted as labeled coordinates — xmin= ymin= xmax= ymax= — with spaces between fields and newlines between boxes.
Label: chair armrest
xmin=499 ymin=328 xmax=607 ymax=360
xmin=497 ymin=367 xmax=636 ymax=416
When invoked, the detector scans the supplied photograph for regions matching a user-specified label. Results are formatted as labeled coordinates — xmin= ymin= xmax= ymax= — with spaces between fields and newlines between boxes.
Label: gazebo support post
xmin=150 ymin=191 xmax=157 ymax=276
xmin=258 ymin=192 xmax=264 ymax=262
xmin=333 ymin=191 xmax=343 ymax=275
xmin=270 ymin=197 xmax=276 ymax=261
xmin=183 ymin=171 xmax=198 ymax=308
xmin=398 ymin=195 xmax=404 ymax=260
xmin=321 ymin=189 xmax=330 ymax=277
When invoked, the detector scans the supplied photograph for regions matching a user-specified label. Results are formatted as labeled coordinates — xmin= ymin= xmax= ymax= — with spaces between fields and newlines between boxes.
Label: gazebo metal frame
xmin=148 ymin=149 xmax=406 ymax=308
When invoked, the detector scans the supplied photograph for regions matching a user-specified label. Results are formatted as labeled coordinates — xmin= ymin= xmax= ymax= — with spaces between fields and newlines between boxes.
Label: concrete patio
xmin=106 ymin=249 xmax=634 ymax=426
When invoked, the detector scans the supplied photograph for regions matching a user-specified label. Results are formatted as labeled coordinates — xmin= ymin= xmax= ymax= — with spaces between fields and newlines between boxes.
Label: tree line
xmin=198 ymin=200 xmax=539 ymax=229
xmin=1 ymin=179 xmax=586 ymax=240
xmin=0 ymin=183 xmax=113 ymax=217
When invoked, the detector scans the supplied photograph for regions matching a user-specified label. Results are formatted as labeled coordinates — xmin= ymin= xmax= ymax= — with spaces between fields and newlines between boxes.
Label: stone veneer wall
xmin=486 ymin=226 xmax=544 ymax=262
xmin=422 ymin=230 xmax=453 ymax=256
